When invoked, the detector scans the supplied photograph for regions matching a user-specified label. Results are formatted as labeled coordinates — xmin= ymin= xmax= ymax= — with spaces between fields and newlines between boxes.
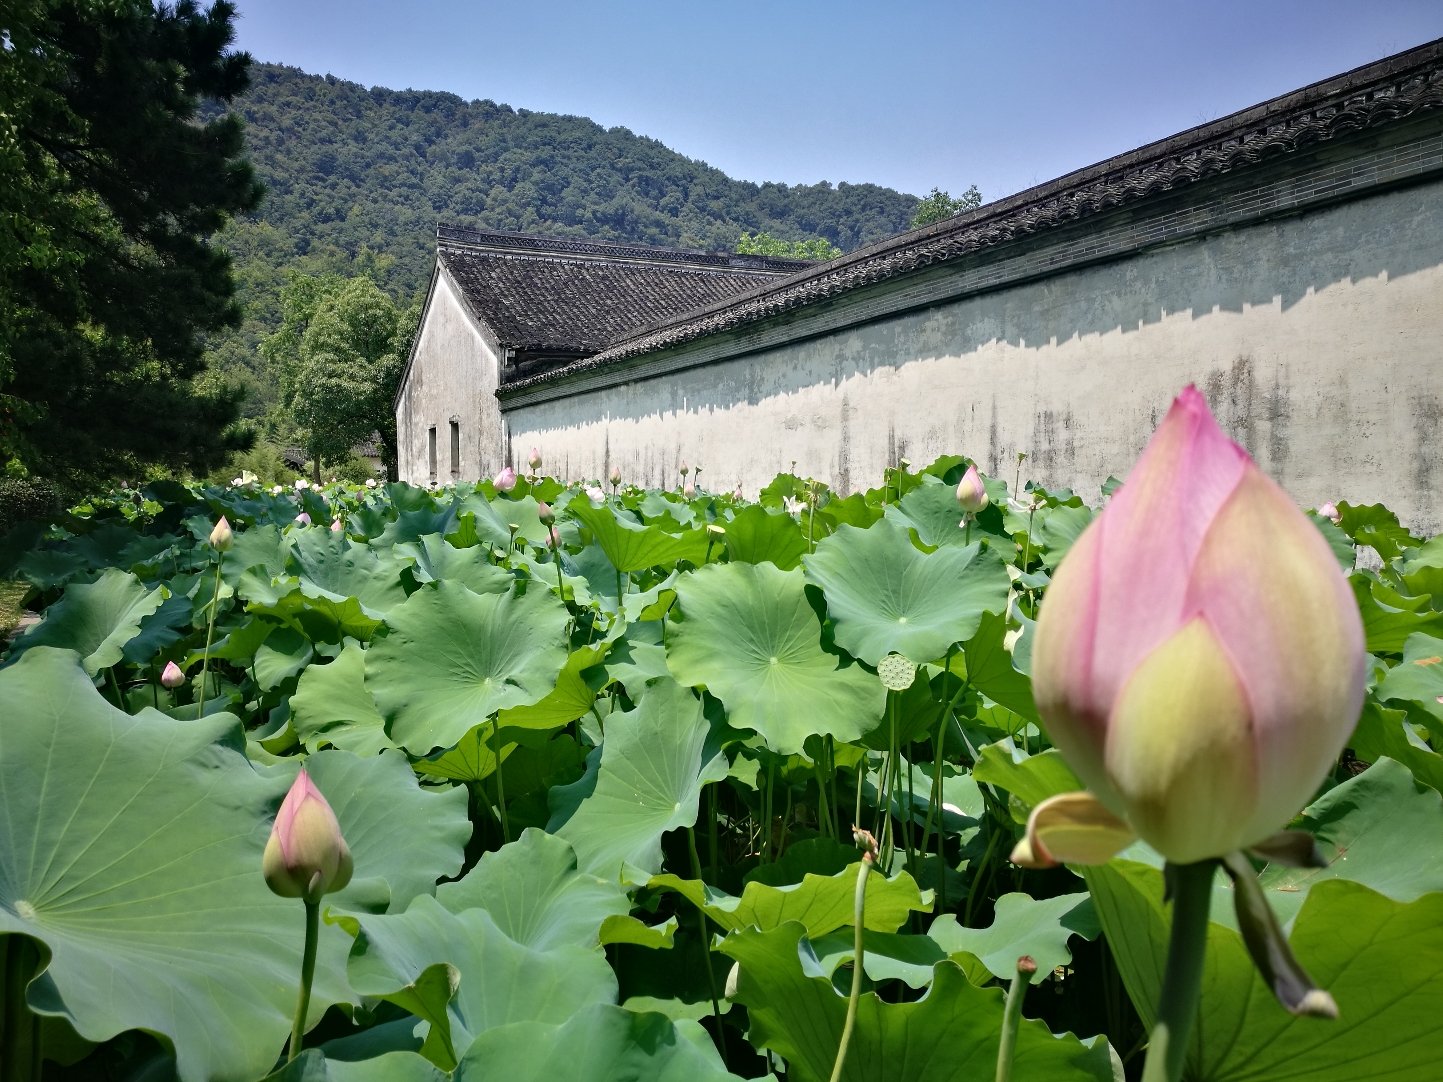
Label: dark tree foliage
xmin=203 ymin=65 xmax=928 ymax=413
xmin=0 ymin=0 xmax=262 ymax=485
xmin=908 ymin=185 xmax=983 ymax=229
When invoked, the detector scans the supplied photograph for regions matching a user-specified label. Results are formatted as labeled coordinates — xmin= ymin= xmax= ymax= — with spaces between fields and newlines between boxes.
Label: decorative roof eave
xmin=498 ymin=38 xmax=1443 ymax=396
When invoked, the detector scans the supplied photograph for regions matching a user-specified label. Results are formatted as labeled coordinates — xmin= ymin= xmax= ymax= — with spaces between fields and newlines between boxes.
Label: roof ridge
xmin=435 ymin=224 xmax=813 ymax=274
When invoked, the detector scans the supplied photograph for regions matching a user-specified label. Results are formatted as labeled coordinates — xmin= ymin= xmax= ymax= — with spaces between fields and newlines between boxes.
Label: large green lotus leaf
xmin=498 ymin=640 xmax=610 ymax=730
xmin=296 ymin=749 xmax=470 ymax=914
xmin=254 ymin=624 xmax=315 ymax=691
xmin=1336 ymin=501 xmax=1423 ymax=561
xmin=1350 ymin=702 xmax=1443 ymax=794
xmin=667 ymin=562 xmax=885 ymax=755
xmin=803 ymin=518 xmax=1009 ymax=666
xmin=373 ymin=496 xmax=464 ymax=548
xmin=366 ymin=581 xmax=570 ymax=754
xmin=604 ymin=619 xmax=672 ymax=698
xmin=553 ymin=678 xmax=728 ymax=882
xmin=457 ymin=491 xmax=550 ymax=548
xmin=394 ymin=533 xmax=513 ymax=595
xmin=221 ymin=523 xmax=290 ymax=586
xmin=345 ymin=898 xmax=617 ymax=1070
xmin=250 ymin=586 xmax=385 ymax=643
xmin=1375 ymin=631 xmax=1443 ymax=732
xmin=14 ymin=546 xmax=87 ymax=590
xmin=972 ymin=740 xmax=1082 ymax=823
xmin=724 ymin=503 xmax=807 ymax=569
xmin=1352 ymin=575 xmax=1443 ymax=653
xmin=290 ymin=641 xmax=393 ymax=755
xmin=572 ymin=499 xmax=709 ymax=572
xmin=639 ymin=491 xmax=698 ymax=527
xmin=649 ymin=864 xmax=929 ymax=936
xmin=963 ymin=610 xmax=1038 ymax=722
xmin=927 ymin=892 xmax=1098 ymax=984
xmin=265 ymin=1048 xmax=446 ymax=1082
xmin=5 ymin=567 xmax=163 ymax=674
xmin=0 ymin=647 xmax=345 ymax=1082
xmin=436 ymin=829 xmax=629 ymax=951
xmin=722 ymin=923 xmax=1115 ymax=1082
xmin=1083 ymin=861 xmax=1443 ymax=1081
xmin=119 ymin=591 xmax=195 ymax=665
xmin=413 ymin=722 xmax=517 ymax=782
xmin=289 ymin=529 xmax=411 ymax=618
xmin=454 ymin=1004 xmax=747 ymax=1082
xmin=887 ymin=480 xmax=975 ymax=548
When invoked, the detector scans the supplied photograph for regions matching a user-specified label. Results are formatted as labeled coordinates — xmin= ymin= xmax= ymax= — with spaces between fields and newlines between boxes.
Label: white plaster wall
xmin=395 ymin=271 xmax=506 ymax=484
xmin=506 ymin=182 xmax=1443 ymax=533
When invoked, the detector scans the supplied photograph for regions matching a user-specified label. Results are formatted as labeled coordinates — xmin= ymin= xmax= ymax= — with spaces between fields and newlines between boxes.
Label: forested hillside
xmin=207 ymin=64 xmax=921 ymax=415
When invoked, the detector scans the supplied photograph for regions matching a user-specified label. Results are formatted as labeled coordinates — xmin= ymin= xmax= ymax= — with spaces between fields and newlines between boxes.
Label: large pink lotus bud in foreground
xmin=1018 ymin=386 xmax=1365 ymax=867
xmin=494 ymin=466 xmax=517 ymax=492
xmin=263 ymin=769 xmax=353 ymax=902
xmin=955 ymin=464 xmax=989 ymax=514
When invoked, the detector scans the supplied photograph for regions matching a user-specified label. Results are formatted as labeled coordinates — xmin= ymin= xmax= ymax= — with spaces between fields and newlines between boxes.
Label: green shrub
xmin=0 ymin=475 xmax=64 ymax=536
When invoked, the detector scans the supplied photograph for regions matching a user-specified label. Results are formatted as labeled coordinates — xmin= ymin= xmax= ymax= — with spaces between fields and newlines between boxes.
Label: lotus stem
xmin=1141 ymin=861 xmax=1216 ymax=1082
xmin=195 ymin=551 xmax=224 ymax=720
xmin=829 ymin=830 xmax=876 ymax=1082
xmin=287 ymin=898 xmax=320 ymax=1063
xmin=688 ymin=827 xmax=724 ymax=1039
xmin=996 ymin=955 xmax=1037 ymax=1082
xmin=492 ymin=719 xmax=510 ymax=844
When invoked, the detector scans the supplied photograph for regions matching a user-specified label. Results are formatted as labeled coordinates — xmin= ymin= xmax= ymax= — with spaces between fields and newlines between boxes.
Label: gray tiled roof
xmin=436 ymin=227 xmax=809 ymax=354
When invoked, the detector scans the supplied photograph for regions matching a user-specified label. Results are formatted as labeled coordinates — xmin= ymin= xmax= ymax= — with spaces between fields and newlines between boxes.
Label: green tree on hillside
xmin=909 ymin=185 xmax=983 ymax=229
xmin=1 ymin=0 xmax=263 ymax=484
xmin=736 ymin=231 xmax=842 ymax=261
xmin=262 ymin=275 xmax=417 ymax=480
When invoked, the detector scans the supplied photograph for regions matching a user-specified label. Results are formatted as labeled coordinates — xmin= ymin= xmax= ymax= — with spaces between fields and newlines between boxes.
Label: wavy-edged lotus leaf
xmin=263 ymin=1047 xmax=447 ymax=1082
xmin=962 ymin=610 xmax=1038 ymax=722
xmin=722 ymin=922 xmax=1116 ymax=1082
xmin=552 ymin=678 xmax=727 ymax=882
xmin=458 ymin=491 xmax=550 ymax=549
xmin=6 ymin=567 xmax=163 ymax=674
xmin=394 ymin=533 xmax=513 ymax=595
xmin=367 ymin=580 xmax=570 ymax=754
xmin=0 ymin=647 xmax=348 ymax=1082
xmin=724 ymin=503 xmax=807 ymax=569
xmin=288 ymin=529 xmax=411 ymax=618
xmin=1375 ymin=631 xmax=1443 ymax=731
xmin=668 ymin=562 xmax=884 ymax=755
xmin=290 ymin=641 xmax=392 ymax=755
xmin=1351 ymin=575 xmax=1443 ymax=654
xmin=649 ymin=864 xmax=929 ymax=937
xmin=927 ymin=892 xmax=1098 ymax=984
xmin=886 ymin=481 xmax=977 ymax=549
xmin=803 ymin=518 xmax=1009 ymax=666
xmin=972 ymin=740 xmax=1082 ymax=823
xmin=454 ymin=1004 xmax=747 ymax=1082
xmin=249 ymin=587 xmax=385 ymax=644
xmin=345 ymin=898 xmax=617 ymax=1071
xmin=499 ymin=640 xmax=611 ymax=730
xmin=436 ymin=828 xmax=629 ymax=951
xmin=1083 ymin=861 xmax=1443 ymax=1082
xmin=572 ymin=499 xmax=709 ymax=572
xmin=1350 ymin=702 xmax=1443 ymax=795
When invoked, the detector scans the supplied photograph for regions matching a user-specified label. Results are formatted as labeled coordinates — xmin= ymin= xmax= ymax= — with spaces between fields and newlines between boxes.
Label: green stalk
xmin=762 ymin=759 xmax=776 ymax=864
xmin=815 ymin=757 xmax=833 ymax=841
xmin=687 ymin=827 xmax=723 ymax=1037
xmin=2 ymin=936 xmax=42 ymax=1082
xmin=287 ymin=899 xmax=321 ymax=1063
xmin=195 ymin=553 xmax=224 ymax=720
xmin=828 ymin=839 xmax=875 ymax=1082
xmin=105 ymin=666 xmax=125 ymax=709
xmin=1140 ymin=861 xmax=1216 ymax=1082
xmin=996 ymin=956 xmax=1037 ymax=1082
xmin=964 ymin=515 xmax=973 ymax=546
xmin=707 ymin=785 xmax=720 ymax=882
xmin=492 ymin=719 xmax=510 ymax=844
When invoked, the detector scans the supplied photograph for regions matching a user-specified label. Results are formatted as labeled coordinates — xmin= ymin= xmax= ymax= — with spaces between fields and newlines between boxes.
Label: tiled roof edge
xmin=501 ymin=37 xmax=1443 ymax=394
xmin=435 ymin=223 xmax=814 ymax=275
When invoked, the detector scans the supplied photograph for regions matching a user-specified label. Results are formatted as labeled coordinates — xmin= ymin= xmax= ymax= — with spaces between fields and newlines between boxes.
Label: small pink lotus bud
xmin=527 ymin=446 xmax=543 ymax=470
xmin=1317 ymin=501 xmax=1341 ymax=525
xmin=330 ymin=518 xmax=343 ymax=533
xmin=955 ymin=465 xmax=989 ymax=514
xmin=585 ymin=485 xmax=606 ymax=503
xmin=209 ymin=516 xmax=233 ymax=551
xmin=680 ymin=460 xmax=690 ymax=477
xmin=160 ymin=661 xmax=185 ymax=689
xmin=548 ymin=525 xmax=561 ymax=548
xmin=537 ymin=501 xmax=554 ymax=524
xmin=1026 ymin=386 xmax=1366 ymax=866
xmin=683 ymin=482 xmax=696 ymax=499
xmin=494 ymin=466 xmax=517 ymax=492
xmin=263 ymin=768 xmax=353 ymax=903
xmin=733 ymin=484 xmax=744 ymax=500
xmin=608 ymin=465 xmax=622 ymax=486
xmin=295 ymin=512 xmax=311 ymax=526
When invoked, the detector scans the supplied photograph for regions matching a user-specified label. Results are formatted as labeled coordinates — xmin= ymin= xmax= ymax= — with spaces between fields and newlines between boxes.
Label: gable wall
xmin=500 ymin=177 xmax=1443 ymax=532
xmin=396 ymin=269 xmax=507 ymax=484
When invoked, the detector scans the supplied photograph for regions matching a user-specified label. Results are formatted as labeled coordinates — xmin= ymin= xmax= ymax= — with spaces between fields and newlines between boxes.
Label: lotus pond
xmin=1 ymin=457 xmax=1441 ymax=1082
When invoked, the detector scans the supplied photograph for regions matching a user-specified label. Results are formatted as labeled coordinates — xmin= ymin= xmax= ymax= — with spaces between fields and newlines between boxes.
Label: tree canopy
xmin=909 ymin=185 xmax=984 ymax=229
xmin=0 ymin=0 xmax=262 ymax=485
xmin=735 ymin=231 xmax=842 ymax=261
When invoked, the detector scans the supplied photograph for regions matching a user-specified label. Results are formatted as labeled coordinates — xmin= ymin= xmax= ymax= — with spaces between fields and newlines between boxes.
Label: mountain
xmin=206 ymin=64 xmax=922 ymax=417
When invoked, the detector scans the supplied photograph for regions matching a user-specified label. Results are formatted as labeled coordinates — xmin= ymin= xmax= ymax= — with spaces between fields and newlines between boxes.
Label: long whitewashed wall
xmin=502 ymin=181 xmax=1443 ymax=532
xmin=396 ymin=269 xmax=507 ymax=485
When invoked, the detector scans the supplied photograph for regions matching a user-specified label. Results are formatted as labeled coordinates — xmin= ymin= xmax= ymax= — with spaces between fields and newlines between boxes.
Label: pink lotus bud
xmin=160 ymin=661 xmax=185 ymax=689
xmin=609 ymin=465 xmax=622 ymax=486
xmin=295 ymin=512 xmax=311 ymax=526
xmin=548 ymin=525 xmax=561 ymax=548
xmin=585 ymin=485 xmax=606 ymax=503
xmin=537 ymin=501 xmax=554 ymax=524
xmin=494 ymin=466 xmax=517 ymax=492
xmin=733 ymin=484 xmax=744 ymax=501
xmin=1317 ymin=501 xmax=1341 ymax=525
xmin=263 ymin=768 xmax=353 ymax=902
xmin=955 ymin=465 xmax=989 ymax=514
xmin=209 ymin=516 xmax=233 ymax=551
xmin=1026 ymin=386 xmax=1365 ymax=866
xmin=683 ymin=482 xmax=696 ymax=499
xmin=680 ymin=459 xmax=690 ymax=477
xmin=527 ymin=446 xmax=543 ymax=470
xmin=330 ymin=518 xmax=343 ymax=533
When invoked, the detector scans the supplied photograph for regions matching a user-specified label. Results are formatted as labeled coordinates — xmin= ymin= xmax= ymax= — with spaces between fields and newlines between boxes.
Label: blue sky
xmin=230 ymin=0 xmax=1443 ymax=202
